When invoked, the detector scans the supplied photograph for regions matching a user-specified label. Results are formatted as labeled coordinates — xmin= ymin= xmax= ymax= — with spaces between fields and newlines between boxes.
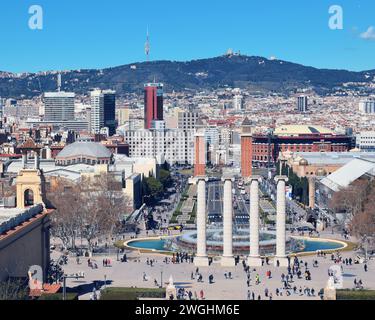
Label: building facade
xmin=144 ymin=83 xmax=163 ymax=129
xmin=356 ymin=132 xmax=375 ymax=152
xmin=250 ymin=125 xmax=353 ymax=167
xmin=103 ymin=90 xmax=116 ymax=136
xmin=44 ymin=92 xmax=75 ymax=122
xmin=124 ymin=129 xmax=195 ymax=165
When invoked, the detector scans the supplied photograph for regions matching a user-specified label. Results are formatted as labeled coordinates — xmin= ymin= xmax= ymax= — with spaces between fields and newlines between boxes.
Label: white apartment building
xmin=124 ymin=129 xmax=195 ymax=165
xmin=90 ymin=90 xmax=105 ymax=134
xmin=356 ymin=131 xmax=375 ymax=152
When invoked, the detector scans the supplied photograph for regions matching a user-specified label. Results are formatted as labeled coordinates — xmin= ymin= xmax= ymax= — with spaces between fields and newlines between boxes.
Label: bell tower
xmin=16 ymin=139 xmax=45 ymax=209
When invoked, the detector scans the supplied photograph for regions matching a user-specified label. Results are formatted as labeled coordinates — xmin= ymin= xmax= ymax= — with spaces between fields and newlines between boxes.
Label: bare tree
xmin=329 ymin=180 xmax=370 ymax=228
xmin=48 ymin=174 xmax=127 ymax=254
xmin=47 ymin=178 xmax=81 ymax=250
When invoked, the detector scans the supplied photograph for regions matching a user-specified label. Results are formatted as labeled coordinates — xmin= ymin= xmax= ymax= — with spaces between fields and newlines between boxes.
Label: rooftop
xmin=56 ymin=141 xmax=112 ymax=159
xmin=274 ymin=125 xmax=335 ymax=136
xmin=320 ymin=158 xmax=375 ymax=192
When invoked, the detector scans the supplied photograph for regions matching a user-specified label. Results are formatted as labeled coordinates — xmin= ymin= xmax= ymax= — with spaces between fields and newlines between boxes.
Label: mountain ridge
xmin=1 ymin=55 xmax=374 ymax=98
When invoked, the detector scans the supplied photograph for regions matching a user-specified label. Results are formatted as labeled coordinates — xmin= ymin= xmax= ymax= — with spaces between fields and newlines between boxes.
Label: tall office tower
xmin=178 ymin=111 xmax=199 ymax=130
xmin=233 ymin=95 xmax=244 ymax=111
xmin=297 ymin=95 xmax=308 ymax=112
xmin=359 ymin=99 xmax=375 ymax=114
xmin=144 ymin=83 xmax=163 ymax=129
xmin=44 ymin=92 xmax=75 ymax=122
xmin=241 ymin=117 xmax=253 ymax=178
xmin=90 ymin=90 xmax=104 ymax=134
xmin=103 ymin=90 xmax=116 ymax=136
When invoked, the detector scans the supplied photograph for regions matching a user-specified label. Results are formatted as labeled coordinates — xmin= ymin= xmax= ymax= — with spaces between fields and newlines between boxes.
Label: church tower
xmin=16 ymin=139 xmax=45 ymax=209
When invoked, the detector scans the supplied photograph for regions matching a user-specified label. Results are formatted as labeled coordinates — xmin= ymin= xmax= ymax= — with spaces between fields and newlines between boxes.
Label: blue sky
xmin=0 ymin=0 xmax=374 ymax=72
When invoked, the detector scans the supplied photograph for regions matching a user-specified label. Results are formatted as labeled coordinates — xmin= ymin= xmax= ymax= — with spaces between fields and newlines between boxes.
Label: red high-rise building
xmin=144 ymin=83 xmax=164 ymax=129
xmin=241 ymin=117 xmax=253 ymax=178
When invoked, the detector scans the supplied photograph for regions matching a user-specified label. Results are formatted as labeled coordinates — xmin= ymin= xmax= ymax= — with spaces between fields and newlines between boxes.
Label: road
xmin=206 ymin=179 xmax=249 ymax=225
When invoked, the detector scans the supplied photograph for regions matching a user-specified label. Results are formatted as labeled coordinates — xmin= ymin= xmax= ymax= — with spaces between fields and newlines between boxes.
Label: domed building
xmin=55 ymin=140 xmax=113 ymax=166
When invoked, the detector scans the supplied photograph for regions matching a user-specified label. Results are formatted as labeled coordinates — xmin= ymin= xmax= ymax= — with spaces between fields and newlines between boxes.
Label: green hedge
xmin=100 ymin=287 xmax=165 ymax=300
xmin=38 ymin=292 xmax=78 ymax=300
xmin=336 ymin=289 xmax=375 ymax=300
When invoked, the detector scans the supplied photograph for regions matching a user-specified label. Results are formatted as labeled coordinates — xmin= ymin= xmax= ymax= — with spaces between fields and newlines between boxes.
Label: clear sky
xmin=0 ymin=0 xmax=374 ymax=73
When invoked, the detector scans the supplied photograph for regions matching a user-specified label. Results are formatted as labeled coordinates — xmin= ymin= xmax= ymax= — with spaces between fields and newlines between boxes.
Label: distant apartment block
xmin=124 ymin=129 xmax=195 ymax=165
xmin=356 ymin=131 xmax=375 ymax=152
xmin=178 ymin=111 xmax=199 ymax=130
xmin=359 ymin=99 xmax=375 ymax=114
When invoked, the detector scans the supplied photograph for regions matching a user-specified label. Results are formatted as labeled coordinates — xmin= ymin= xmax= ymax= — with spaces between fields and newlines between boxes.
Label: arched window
xmin=24 ymin=189 xmax=34 ymax=207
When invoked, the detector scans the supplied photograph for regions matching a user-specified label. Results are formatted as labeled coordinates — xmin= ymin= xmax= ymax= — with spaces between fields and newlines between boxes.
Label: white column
xmin=274 ymin=176 xmax=289 ymax=267
xmin=194 ymin=177 xmax=209 ymax=266
xmin=34 ymin=151 xmax=40 ymax=170
xmin=247 ymin=176 xmax=262 ymax=266
xmin=221 ymin=177 xmax=235 ymax=266
xmin=22 ymin=152 xmax=27 ymax=169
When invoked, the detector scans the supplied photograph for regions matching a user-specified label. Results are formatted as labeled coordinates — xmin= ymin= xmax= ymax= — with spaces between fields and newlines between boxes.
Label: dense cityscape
xmin=0 ymin=1 xmax=375 ymax=310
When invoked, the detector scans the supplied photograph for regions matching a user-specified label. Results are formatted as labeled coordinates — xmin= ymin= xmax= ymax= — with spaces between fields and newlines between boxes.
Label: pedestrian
xmin=364 ymin=264 xmax=368 ymax=272
xmin=265 ymin=288 xmax=269 ymax=297
xmin=247 ymin=290 xmax=251 ymax=300
xmin=200 ymin=290 xmax=204 ymax=300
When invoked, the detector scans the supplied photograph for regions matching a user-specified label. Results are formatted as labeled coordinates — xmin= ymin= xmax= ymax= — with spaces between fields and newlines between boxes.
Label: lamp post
xmin=363 ymin=234 xmax=368 ymax=263
xmin=160 ymin=269 xmax=163 ymax=289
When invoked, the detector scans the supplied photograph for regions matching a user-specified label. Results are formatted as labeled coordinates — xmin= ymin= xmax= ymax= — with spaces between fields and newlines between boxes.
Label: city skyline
xmin=1 ymin=0 xmax=375 ymax=73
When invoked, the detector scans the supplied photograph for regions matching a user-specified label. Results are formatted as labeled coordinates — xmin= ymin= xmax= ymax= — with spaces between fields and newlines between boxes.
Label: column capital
xmin=221 ymin=175 xmax=235 ymax=182
xmin=274 ymin=175 xmax=289 ymax=183
xmin=189 ymin=176 xmax=208 ymax=185
xmin=243 ymin=176 xmax=261 ymax=185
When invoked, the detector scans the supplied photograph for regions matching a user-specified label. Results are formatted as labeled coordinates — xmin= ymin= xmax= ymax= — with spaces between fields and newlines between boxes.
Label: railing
xmin=0 ymin=204 xmax=43 ymax=235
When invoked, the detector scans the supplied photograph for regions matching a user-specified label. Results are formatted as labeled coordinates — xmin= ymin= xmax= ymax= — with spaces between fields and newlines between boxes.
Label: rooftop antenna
xmin=145 ymin=26 xmax=150 ymax=62
xmin=57 ymin=73 xmax=62 ymax=92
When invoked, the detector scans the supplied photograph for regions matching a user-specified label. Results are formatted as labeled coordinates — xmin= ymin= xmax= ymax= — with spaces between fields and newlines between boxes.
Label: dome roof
xmin=299 ymin=158 xmax=308 ymax=166
xmin=56 ymin=141 xmax=112 ymax=159
xmin=316 ymin=168 xmax=327 ymax=177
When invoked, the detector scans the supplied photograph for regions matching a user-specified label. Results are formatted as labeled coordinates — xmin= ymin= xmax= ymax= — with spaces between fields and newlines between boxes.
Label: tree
xmin=143 ymin=176 xmax=163 ymax=205
xmin=0 ymin=278 xmax=29 ymax=300
xmin=46 ymin=260 xmax=64 ymax=284
xmin=47 ymin=178 xmax=81 ymax=250
xmin=47 ymin=174 xmax=127 ymax=254
xmin=330 ymin=179 xmax=370 ymax=228
xmin=159 ymin=168 xmax=172 ymax=188
xmin=347 ymin=180 xmax=375 ymax=241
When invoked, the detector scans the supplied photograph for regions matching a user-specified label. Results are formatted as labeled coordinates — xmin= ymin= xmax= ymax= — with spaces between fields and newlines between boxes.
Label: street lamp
xmin=160 ymin=269 xmax=163 ymax=289
xmin=363 ymin=234 xmax=368 ymax=263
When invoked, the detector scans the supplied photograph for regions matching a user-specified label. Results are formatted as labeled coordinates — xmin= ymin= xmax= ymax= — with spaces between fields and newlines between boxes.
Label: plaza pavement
xmin=53 ymin=245 xmax=375 ymax=301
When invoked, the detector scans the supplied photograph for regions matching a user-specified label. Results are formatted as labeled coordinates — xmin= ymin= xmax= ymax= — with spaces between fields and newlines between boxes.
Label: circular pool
xmin=126 ymin=230 xmax=347 ymax=255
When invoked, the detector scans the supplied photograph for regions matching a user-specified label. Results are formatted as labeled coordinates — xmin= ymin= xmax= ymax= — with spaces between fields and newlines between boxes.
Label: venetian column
xmin=274 ymin=176 xmax=289 ymax=267
xmin=308 ymin=177 xmax=316 ymax=209
xmin=194 ymin=177 xmax=209 ymax=267
xmin=247 ymin=176 xmax=262 ymax=266
xmin=221 ymin=176 xmax=235 ymax=267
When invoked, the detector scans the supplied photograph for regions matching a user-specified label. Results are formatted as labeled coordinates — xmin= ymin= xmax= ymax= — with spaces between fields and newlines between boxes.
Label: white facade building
xmin=124 ymin=129 xmax=195 ymax=165
xmin=233 ymin=95 xmax=244 ymax=111
xmin=356 ymin=131 xmax=375 ymax=152
xmin=90 ymin=90 xmax=105 ymax=134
